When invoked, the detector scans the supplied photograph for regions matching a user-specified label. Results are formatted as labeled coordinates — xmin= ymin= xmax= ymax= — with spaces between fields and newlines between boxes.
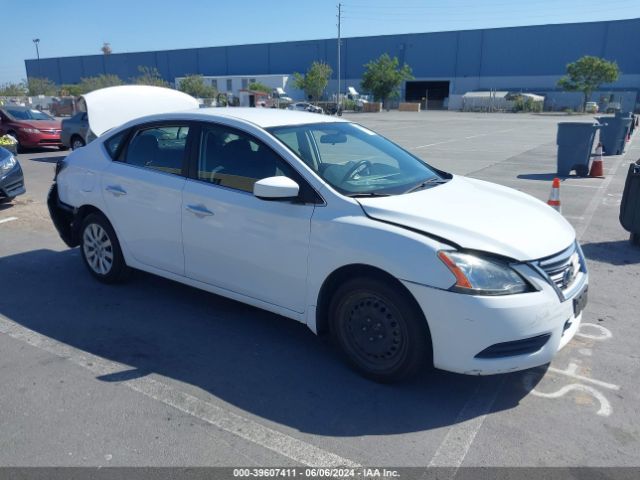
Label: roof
xmin=185 ymin=107 xmax=347 ymax=128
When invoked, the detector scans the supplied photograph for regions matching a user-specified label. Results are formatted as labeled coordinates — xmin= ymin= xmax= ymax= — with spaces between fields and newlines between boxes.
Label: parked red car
xmin=0 ymin=106 xmax=66 ymax=152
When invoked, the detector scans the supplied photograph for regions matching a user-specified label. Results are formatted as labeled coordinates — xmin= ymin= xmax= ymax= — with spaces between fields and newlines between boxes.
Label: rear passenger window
xmin=123 ymin=125 xmax=189 ymax=175
xmin=104 ymin=131 xmax=126 ymax=160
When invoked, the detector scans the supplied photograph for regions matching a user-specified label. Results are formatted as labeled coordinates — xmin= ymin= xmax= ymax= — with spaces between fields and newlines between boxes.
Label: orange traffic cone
xmin=548 ymin=178 xmax=561 ymax=212
xmin=589 ymin=142 xmax=605 ymax=178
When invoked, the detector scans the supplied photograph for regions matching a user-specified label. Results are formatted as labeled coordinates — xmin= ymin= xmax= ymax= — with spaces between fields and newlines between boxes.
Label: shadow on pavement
xmin=581 ymin=239 xmax=640 ymax=266
xmin=0 ymin=248 xmax=538 ymax=437
xmin=28 ymin=154 xmax=67 ymax=164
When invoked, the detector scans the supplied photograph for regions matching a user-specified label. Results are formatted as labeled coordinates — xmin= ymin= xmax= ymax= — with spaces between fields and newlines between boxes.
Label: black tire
xmin=7 ymin=131 xmax=23 ymax=154
xmin=329 ymin=277 xmax=431 ymax=383
xmin=80 ymin=213 xmax=130 ymax=283
xmin=576 ymin=164 xmax=589 ymax=177
xmin=71 ymin=135 xmax=85 ymax=150
xmin=631 ymin=233 xmax=640 ymax=246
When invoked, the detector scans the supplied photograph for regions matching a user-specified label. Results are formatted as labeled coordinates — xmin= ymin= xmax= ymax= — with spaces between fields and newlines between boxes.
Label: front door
xmin=181 ymin=123 xmax=315 ymax=313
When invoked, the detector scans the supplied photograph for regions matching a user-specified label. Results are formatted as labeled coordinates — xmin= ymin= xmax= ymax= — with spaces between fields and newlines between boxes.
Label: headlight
xmin=437 ymin=250 xmax=530 ymax=295
xmin=20 ymin=127 xmax=40 ymax=134
xmin=0 ymin=154 xmax=17 ymax=173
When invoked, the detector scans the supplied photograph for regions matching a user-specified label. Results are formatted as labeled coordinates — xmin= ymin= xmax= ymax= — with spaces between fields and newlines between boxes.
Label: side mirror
xmin=253 ymin=176 xmax=299 ymax=200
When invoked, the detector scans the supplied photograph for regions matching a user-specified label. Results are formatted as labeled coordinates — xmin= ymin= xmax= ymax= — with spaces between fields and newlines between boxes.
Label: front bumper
xmin=0 ymin=162 xmax=25 ymax=200
xmin=18 ymin=131 xmax=62 ymax=148
xmin=403 ymin=263 xmax=588 ymax=375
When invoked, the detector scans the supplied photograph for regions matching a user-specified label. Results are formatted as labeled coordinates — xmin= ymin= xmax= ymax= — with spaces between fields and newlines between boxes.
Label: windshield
xmin=268 ymin=122 xmax=446 ymax=196
xmin=4 ymin=108 xmax=54 ymax=121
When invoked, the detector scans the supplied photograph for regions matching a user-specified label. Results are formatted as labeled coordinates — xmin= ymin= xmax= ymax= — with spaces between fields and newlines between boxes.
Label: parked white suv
xmin=48 ymin=86 xmax=588 ymax=382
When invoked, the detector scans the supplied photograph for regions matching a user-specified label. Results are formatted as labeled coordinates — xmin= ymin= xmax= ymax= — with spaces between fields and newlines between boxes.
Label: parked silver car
xmin=287 ymin=102 xmax=323 ymax=114
xmin=61 ymin=112 xmax=95 ymax=150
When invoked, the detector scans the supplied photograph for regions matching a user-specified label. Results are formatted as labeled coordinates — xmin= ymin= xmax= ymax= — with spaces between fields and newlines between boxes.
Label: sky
xmin=2 ymin=0 xmax=640 ymax=84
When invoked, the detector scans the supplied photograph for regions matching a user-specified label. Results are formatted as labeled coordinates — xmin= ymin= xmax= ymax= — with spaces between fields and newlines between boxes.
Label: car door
xmin=101 ymin=122 xmax=192 ymax=275
xmin=181 ymin=122 xmax=318 ymax=313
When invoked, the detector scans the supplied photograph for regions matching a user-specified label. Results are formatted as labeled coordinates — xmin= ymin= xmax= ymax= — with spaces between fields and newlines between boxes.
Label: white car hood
xmin=80 ymin=85 xmax=199 ymax=136
xmin=357 ymin=176 xmax=575 ymax=261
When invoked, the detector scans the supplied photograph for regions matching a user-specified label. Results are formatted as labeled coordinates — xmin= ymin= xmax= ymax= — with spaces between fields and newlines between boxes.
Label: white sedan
xmin=48 ymin=86 xmax=588 ymax=382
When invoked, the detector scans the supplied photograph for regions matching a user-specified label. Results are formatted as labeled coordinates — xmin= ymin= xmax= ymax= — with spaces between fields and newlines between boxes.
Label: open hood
xmin=357 ymin=176 xmax=575 ymax=261
xmin=80 ymin=85 xmax=199 ymax=136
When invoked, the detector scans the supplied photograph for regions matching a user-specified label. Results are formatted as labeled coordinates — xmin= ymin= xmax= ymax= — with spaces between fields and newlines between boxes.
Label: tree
xmin=132 ymin=66 xmax=168 ymax=87
xmin=78 ymin=74 xmax=124 ymax=94
xmin=557 ymin=56 xmax=619 ymax=111
xmin=0 ymin=82 xmax=27 ymax=96
xmin=361 ymin=54 xmax=413 ymax=108
xmin=59 ymin=84 xmax=84 ymax=97
xmin=293 ymin=61 xmax=332 ymax=103
xmin=101 ymin=42 xmax=112 ymax=55
xmin=177 ymin=74 xmax=217 ymax=98
xmin=27 ymin=77 xmax=58 ymax=96
xmin=248 ymin=81 xmax=271 ymax=93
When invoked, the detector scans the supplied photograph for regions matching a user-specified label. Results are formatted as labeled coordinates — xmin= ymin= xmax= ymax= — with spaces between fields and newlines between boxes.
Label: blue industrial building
xmin=25 ymin=18 xmax=640 ymax=110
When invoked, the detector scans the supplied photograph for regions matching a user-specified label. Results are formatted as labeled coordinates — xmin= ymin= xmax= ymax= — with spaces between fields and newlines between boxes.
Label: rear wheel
xmin=80 ymin=213 xmax=129 ymax=283
xmin=329 ymin=277 xmax=431 ymax=383
xmin=576 ymin=164 xmax=589 ymax=177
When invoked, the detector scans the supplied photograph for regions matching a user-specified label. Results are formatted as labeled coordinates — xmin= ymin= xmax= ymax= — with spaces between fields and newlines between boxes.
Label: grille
xmin=536 ymin=242 xmax=584 ymax=294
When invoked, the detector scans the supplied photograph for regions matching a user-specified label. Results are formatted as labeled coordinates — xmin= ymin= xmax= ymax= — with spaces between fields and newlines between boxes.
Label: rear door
xmin=101 ymin=122 xmax=193 ymax=275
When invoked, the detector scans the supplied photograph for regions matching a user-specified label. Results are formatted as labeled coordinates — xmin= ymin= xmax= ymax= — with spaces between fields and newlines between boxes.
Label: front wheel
xmin=71 ymin=136 xmax=85 ymax=150
xmin=80 ymin=213 xmax=129 ymax=283
xmin=329 ymin=277 xmax=431 ymax=383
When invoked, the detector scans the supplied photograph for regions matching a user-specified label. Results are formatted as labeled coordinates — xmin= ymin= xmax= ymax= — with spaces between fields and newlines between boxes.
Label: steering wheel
xmin=341 ymin=160 xmax=372 ymax=184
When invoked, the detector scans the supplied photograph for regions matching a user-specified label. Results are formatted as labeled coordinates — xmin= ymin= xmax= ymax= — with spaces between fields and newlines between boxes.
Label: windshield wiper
xmin=346 ymin=192 xmax=391 ymax=198
xmin=404 ymin=177 xmax=448 ymax=194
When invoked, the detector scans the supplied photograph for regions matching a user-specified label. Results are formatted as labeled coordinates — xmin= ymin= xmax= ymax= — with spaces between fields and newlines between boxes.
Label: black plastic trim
xmin=475 ymin=333 xmax=551 ymax=359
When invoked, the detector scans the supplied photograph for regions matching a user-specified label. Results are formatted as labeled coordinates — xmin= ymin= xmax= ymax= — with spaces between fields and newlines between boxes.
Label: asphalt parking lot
xmin=0 ymin=110 xmax=639 ymax=469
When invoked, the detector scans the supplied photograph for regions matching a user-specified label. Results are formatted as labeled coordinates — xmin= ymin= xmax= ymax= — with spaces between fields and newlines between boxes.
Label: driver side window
xmin=197 ymin=124 xmax=294 ymax=193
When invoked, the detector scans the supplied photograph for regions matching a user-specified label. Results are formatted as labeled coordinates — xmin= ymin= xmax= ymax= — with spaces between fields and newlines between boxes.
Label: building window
xmin=226 ymin=79 xmax=232 ymax=91
xmin=241 ymin=78 xmax=248 ymax=89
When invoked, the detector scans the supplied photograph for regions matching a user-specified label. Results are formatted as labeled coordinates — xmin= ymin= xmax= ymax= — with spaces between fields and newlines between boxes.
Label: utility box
xmin=556 ymin=122 xmax=599 ymax=176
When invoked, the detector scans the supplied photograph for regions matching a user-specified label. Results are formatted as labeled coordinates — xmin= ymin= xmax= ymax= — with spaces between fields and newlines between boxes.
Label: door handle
xmin=105 ymin=185 xmax=127 ymax=197
xmin=186 ymin=204 xmax=214 ymax=217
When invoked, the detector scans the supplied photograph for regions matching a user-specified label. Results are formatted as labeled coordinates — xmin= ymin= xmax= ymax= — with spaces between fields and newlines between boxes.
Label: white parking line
xmin=0 ymin=314 xmax=359 ymax=468
xmin=428 ymin=377 xmax=504 ymax=470
xmin=0 ymin=217 xmax=18 ymax=224
xmin=413 ymin=129 xmax=516 ymax=150
xmin=548 ymin=362 xmax=619 ymax=391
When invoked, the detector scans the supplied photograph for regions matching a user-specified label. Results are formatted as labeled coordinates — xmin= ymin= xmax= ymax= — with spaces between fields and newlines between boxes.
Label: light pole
xmin=32 ymin=38 xmax=40 ymax=76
